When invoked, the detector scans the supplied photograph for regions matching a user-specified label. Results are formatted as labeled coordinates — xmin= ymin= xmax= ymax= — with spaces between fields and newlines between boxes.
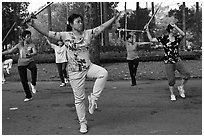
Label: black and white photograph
xmin=1 ymin=0 xmax=202 ymax=135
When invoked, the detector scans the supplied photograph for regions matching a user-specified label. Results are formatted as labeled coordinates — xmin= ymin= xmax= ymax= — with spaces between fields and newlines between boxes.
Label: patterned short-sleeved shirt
xmin=49 ymin=26 xmax=102 ymax=72
xmin=157 ymin=35 xmax=183 ymax=64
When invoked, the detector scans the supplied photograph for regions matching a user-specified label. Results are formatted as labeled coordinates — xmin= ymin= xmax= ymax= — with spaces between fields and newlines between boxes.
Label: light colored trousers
xmin=165 ymin=61 xmax=190 ymax=86
xmin=69 ymin=63 xmax=108 ymax=124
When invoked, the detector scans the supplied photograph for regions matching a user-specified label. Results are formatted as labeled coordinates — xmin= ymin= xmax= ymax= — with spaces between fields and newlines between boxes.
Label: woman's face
xmin=127 ymin=37 xmax=132 ymax=43
xmin=58 ymin=41 xmax=63 ymax=46
xmin=71 ymin=17 xmax=84 ymax=31
xmin=24 ymin=34 xmax=31 ymax=43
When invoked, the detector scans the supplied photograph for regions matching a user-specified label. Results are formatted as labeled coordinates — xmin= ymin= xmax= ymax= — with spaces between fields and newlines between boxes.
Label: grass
xmin=4 ymin=60 xmax=202 ymax=82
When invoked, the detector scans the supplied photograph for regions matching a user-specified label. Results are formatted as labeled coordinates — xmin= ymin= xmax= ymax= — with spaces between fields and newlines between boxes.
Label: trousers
xmin=165 ymin=61 xmax=190 ymax=86
xmin=69 ymin=63 xmax=108 ymax=124
xmin=127 ymin=58 xmax=139 ymax=85
xmin=18 ymin=61 xmax=37 ymax=98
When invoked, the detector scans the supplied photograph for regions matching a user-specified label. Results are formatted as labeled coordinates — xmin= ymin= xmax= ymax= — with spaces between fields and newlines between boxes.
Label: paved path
xmin=2 ymin=79 xmax=202 ymax=135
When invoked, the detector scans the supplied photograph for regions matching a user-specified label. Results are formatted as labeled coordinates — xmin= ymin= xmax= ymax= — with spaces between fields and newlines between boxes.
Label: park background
xmin=2 ymin=2 xmax=202 ymax=82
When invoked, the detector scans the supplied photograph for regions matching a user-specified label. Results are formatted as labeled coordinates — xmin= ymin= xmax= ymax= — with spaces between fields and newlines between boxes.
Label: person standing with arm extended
xmin=145 ymin=21 xmax=190 ymax=101
xmin=25 ymin=11 xmax=124 ymax=133
xmin=125 ymin=34 xmax=152 ymax=86
xmin=2 ymin=30 xmax=38 ymax=102
xmin=44 ymin=37 xmax=69 ymax=87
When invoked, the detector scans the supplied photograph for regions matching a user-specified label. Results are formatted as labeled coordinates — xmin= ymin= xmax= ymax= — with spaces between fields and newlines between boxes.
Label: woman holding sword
xmin=145 ymin=21 xmax=190 ymax=101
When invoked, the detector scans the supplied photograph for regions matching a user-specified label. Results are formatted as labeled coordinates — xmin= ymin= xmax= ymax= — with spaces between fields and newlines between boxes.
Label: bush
xmin=10 ymin=48 xmax=201 ymax=64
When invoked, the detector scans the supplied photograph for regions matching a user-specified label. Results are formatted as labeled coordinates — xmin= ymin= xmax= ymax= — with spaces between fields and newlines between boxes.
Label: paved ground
xmin=2 ymin=79 xmax=202 ymax=135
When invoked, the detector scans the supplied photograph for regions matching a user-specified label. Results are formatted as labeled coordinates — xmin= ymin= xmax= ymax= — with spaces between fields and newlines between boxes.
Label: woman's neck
xmin=72 ymin=29 xmax=83 ymax=37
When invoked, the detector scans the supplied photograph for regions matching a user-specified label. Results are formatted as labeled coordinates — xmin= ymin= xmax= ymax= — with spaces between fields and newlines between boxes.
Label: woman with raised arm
xmin=145 ymin=21 xmax=190 ymax=101
xmin=26 ymin=11 xmax=124 ymax=133
xmin=44 ymin=37 xmax=69 ymax=87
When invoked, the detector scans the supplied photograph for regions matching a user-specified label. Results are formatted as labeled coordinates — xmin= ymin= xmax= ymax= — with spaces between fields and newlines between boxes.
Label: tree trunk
xmin=47 ymin=2 xmax=52 ymax=31
xmin=102 ymin=2 xmax=109 ymax=47
xmin=135 ymin=2 xmax=139 ymax=41
xmin=124 ymin=2 xmax=127 ymax=41
xmin=182 ymin=2 xmax=186 ymax=51
xmin=84 ymin=2 xmax=100 ymax=65
xmin=196 ymin=2 xmax=200 ymax=48
xmin=151 ymin=2 xmax=155 ymax=25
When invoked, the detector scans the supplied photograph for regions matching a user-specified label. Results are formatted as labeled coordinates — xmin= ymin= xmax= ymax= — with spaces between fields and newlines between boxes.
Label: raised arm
xmin=92 ymin=11 xmax=125 ymax=36
xmin=170 ymin=23 xmax=185 ymax=36
xmin=44 ymin=36 xmax=56 ymax=49
xmin=25 ymin=15 xmax=49 ymax=37
xmin=145 ymin=25 xmax=158 ymax=42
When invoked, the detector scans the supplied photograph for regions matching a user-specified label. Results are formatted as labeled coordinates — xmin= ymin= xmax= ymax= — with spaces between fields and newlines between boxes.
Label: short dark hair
xmin=21 ymin=30 xmax=31 ymax=39
xmin=67 ymin=14 xmax=84 ymax=31
xmin=126 ymin=34 xmax=132 ymax=40
xmin=166 ymin=24 xmax=174 ymax=33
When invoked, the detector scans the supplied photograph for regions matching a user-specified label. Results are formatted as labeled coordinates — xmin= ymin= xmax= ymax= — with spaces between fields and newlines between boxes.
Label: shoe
xmin=80 ymin=123 xmax=88 ymax=134
xmin=170 ymin=95 xmax=176 ymax=101
xmin=30 ymin=83 xmax=37 ymax=94
xmin=131 ymin=83 xmax=136 ymax=86
xmin=88 ymin=95 xmax=98 ymax=114
xmin=59 ymin=83 xmax=66 ymax=87
xmin=24 ymin=97 xmax=32 ymax=102
xmin=64 ymin=78 xmax=69 ymax=84
xmin=178 ymin=86 xmax=185 ymax=98
xmin=6 ymin=68 xmax=10 ymax=74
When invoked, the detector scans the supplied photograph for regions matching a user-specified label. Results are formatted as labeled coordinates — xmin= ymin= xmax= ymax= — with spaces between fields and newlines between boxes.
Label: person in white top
xmin=25 ymin=11 xmax=125 ymax=133
xmin=45 ymin=37 xmax=69 ymax=87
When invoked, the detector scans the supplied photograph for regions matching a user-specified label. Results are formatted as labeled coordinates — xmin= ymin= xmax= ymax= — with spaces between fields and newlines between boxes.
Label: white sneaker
xmin=2 ymin=80 xmax=6 ymax=84
xmin=59 ymin=83 xmax=66 ymax=87
xmin=178 ymin=86 xmax=185 ymax=98
xmin=80 ymin=123 xmax=88 ymax=134
xmin=170 ymin=95 xmax=176 ymax=101
xmin=88 ymin=95 xmax=98 ymax=114
xmin=64 ymin=78 xmax=69 ymax=84
xmin=30 ymin=83 xmax=37 ymax=94
xmin=6 ymin=68 xmax=10 ymax=74
xmin=24 ymin=97 xmax=32 ymax=102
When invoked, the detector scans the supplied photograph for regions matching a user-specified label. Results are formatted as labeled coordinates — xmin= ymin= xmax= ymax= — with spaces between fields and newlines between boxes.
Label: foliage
xmin=168 ymin=4 xmax=202 ymax=48
xmin=2 ymin=2 xmax=29 ymax=45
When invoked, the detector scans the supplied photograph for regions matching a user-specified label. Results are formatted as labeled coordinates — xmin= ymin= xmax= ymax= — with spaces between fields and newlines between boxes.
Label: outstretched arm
xmin=137 ymin=42 xmax=153 ymax=45
xmin=2 ymin=44 xmax=19 ymax=55
xmin=25 ymin=15 xmax=49 ymax=37
xmin=44 ymin=36 xmax=55 ymax=49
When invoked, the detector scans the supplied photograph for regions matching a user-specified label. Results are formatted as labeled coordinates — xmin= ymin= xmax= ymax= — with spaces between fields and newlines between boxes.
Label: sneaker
xmin=30 ymin=83 xmax=37 ymax=94
xmin=6 ymin=68 xmax=10 ymax=74
xmin=24 ymin=97 xmax=32 ymax=102
xmin=59 ymin=83 xmax=66 ymax=87
xmin=170 ymin=95 xmax=176 ymax=101
xmin=178 ymin=86 xmax=185 ymax=98
xmin=64 ymin=78 xmax=69 ymax=84
xmin=80 ymin=123 xmax=88 ymax=134
xmin=2 ymin=80 xmax=6 ymax=84
xmin=88 ymin=95 xmax=98 ymax=114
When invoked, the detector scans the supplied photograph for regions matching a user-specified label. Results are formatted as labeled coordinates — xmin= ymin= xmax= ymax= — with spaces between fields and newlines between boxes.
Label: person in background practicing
xmin=125 ymin=34 xmax=152 ymax=86
xmin=145 ymin=22 xmax=190 ymax=101
xmin=2 ymin=54 xmax=6 ymax=84
xmin=26 ymin=11 xmax=124 ymax=133
xmin=2 ymin=30 xmax=38 ymax=102
xmin=3 ymin=58 xmax=13 ymax=75
xmin=44 ymin=37 xmax=69 ymax=87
